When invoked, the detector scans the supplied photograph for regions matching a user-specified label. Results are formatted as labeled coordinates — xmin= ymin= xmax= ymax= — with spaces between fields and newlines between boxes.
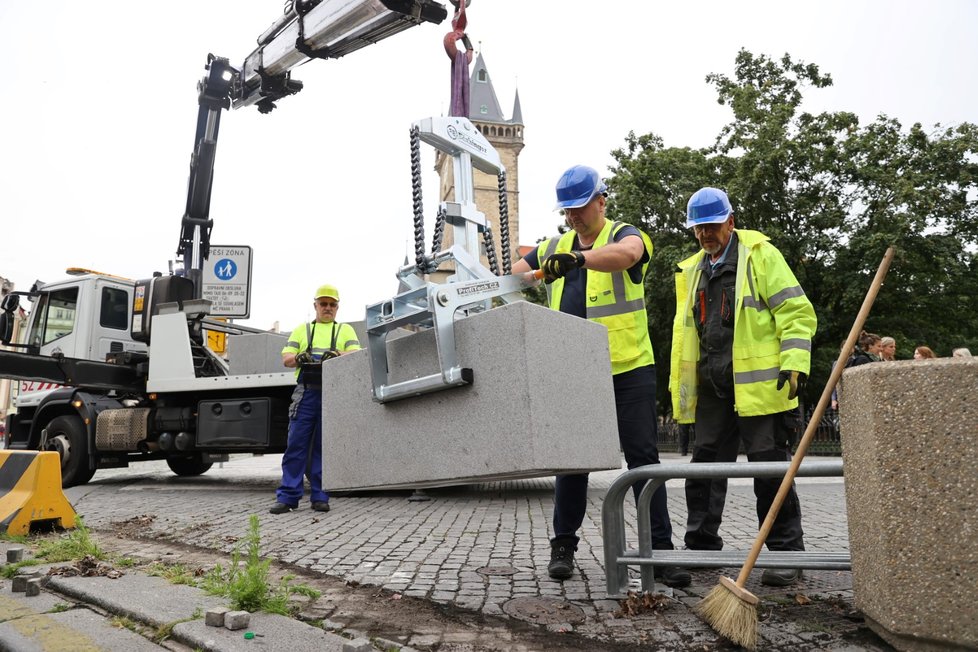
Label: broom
xmin=695 ymin=246 xmax=895 ymax=650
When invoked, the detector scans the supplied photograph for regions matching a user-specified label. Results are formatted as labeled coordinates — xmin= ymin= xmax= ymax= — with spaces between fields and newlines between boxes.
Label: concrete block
xmin=11 ymin=575 xmax=30 ymax=592
xmin=839 ymin=358 xmax=978 ymax=651
xmin=228 ymin=332 xmax=288 ymax=374
xmin=322 ymin=300 xmax=621 ymax=491
xmin=24 ymin=578 xmax=41 ymax=597
xmin=224 ymin=610 xmax=250 ymax=630
xmin=6 ymin=547 xmax=24 ymax=563
xmin=204 ymin=607 xmax=229 ymax=627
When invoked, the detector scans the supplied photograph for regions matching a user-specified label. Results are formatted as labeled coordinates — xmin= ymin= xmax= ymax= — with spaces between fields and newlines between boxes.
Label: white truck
xmin=0 ymin=0 xmax=453 ymax=486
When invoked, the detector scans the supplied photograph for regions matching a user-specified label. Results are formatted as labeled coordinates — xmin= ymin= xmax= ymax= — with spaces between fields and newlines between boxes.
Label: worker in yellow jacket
xmin=669 ymin=187 xmax=816 ymax=587
xmin=513 ymin=164 xmax=689 ymax=588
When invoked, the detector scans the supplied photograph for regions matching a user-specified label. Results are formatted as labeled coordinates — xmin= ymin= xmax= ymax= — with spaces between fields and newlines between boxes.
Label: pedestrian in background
xmin=914 ymin=346 xmax=936 ymax=360
xmin=879 ymin=336 xmax=897 ymax=361
xmin=670 ymin=187 xmax=816 ymax=587
xmin=270 ymin=284 xmax=360 ymax=514
xmin=847 ymin=331 xmax=881 ymax=367
xmin=512 ymin=164 xmax=689 ymax=587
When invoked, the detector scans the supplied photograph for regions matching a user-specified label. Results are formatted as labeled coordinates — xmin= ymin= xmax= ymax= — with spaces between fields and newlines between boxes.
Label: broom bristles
xmin=695 ymin=576 xmax=759 ymax=650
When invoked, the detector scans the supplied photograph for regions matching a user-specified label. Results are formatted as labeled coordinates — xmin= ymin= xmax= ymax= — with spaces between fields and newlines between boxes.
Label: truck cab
xmin=16 ymin=271 xmax=147 ymax=409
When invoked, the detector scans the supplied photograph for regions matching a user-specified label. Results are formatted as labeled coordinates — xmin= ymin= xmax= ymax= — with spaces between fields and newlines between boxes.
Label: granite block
xmin=322 ymin=301 xmax=621 ymax=491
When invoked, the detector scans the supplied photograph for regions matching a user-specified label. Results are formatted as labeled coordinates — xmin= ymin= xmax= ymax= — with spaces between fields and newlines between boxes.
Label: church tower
xmin=434 ymin=52 xmax=524 ymax=275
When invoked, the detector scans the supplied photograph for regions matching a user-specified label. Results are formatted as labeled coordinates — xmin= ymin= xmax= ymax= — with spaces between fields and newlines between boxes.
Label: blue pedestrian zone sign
xmin=202 ymin=245 xmax=252 ymax=318
xmin=214 ymin=259 xmax=238 ymax=280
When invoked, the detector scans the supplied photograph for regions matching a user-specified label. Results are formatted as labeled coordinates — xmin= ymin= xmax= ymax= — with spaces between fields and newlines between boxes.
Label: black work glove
xmin=541 ymin=251 xmax=585 ymax=283
xmin=294 ymin=350 xmax=315 ymax=366
xmin=322 ymin=349 xmax=341 ymax=360
xmin=776 ymin=370 xmax=807 ymax=400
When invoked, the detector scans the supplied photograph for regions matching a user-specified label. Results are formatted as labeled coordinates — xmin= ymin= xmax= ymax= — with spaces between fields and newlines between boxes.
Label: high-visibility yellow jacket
xmin=283 ymin=320 xmax=361 ymax=379
xmin=536 ymin=218 xmax=654 ymax=375
xmin=669 ymin=229 xmax=816 ymax=420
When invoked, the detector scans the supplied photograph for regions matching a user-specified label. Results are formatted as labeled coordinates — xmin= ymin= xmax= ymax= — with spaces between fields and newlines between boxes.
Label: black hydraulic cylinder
xmin=0 ymin=349 xmax=144 ymax=393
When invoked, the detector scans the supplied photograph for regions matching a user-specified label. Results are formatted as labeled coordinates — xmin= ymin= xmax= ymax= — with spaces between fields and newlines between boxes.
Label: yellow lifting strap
xmin=0 ymin=451 xmax=77 ymax=535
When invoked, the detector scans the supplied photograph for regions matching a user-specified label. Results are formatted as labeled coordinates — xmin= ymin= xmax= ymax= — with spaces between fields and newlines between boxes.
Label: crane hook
xmin=444 ymin=0 xmax=473 ymax=63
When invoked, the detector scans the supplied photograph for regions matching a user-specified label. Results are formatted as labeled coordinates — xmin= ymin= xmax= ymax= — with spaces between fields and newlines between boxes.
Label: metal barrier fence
xmin=657 ymin=408 xmax=843 ymax=455
xmin=601 ymin=459 xmax=849 ymax=597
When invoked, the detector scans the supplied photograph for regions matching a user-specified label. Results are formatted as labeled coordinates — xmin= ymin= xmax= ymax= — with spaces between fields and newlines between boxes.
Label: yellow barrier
xmin=0 ymin=451 xmax=77 ymax=535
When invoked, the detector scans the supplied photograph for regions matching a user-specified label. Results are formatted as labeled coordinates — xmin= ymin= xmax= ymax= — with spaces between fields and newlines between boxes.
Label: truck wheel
xmin=166 ymin=455 xmax=213 ymax=477
xmin=44 ymin=415 xmax=95 ymax=487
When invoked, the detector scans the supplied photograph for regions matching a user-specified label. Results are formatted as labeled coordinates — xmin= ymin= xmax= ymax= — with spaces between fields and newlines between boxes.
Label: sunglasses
xmin=317 ymin=301 xmax=338 ymax=308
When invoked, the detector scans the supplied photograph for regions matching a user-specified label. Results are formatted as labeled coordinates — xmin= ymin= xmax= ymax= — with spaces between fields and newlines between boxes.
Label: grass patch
xmin=110 ymin=616 xmax=140 ymax=632
xmin=114 ymin=556 xmax=138 ymax=568
xmin=0 ymin=558 xmax=42 ymax=579
xmin=146 ymin=562 xmax=199 ymax=586
xmin=201 ymin=514 xmax=321 ymax=615
xmin=35 ymin=516 xmax=104 ymax=562
xmin=48 ymin=603 xmax=72 ymax=613
xmin=0 ymin=532 xmax=29 ymax=545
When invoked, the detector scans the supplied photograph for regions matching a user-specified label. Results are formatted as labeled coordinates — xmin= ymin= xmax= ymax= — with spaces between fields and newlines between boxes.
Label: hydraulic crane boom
xmin=177 ymin=0 xmax=448 ymax=298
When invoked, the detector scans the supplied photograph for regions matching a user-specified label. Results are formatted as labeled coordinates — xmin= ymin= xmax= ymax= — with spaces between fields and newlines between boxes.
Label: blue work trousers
xmin=276 ymin=385 xmax=329 ymax=506
xmin=552 ymin=365 xmax=674 ymax=548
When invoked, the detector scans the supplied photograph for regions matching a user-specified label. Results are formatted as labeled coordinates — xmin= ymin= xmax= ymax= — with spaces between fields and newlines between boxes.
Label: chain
xmin=483 ymin=227 xmax=499 ymax=276
xmin=410 ymin=126 xmax=427 ymax=271
xmin=431 ymin=205 xmax=446 ymax=261
xmin=497 ymin=171 xmax=511 ymax=274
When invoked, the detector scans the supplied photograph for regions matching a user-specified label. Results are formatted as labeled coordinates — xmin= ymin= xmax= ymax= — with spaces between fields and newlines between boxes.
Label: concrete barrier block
xmin=323 ymin=301 xmax=621 ymax=491
xmin=228 ymin=333 xmax=288 ymax=375
xmin=6 ymin=547 xmax=24 ymax=563
xmin=24 ymin=578 xmax=41 ymax=597
xmin=224 ymin=610 xmax=250 ymax=630
xmin=839 ymin=358 xmax=978 ymax=652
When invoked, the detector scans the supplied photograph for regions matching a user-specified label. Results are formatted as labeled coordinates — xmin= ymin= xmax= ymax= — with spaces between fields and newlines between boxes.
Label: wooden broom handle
xmin=735 ymin=246 xmax=895 ymax=587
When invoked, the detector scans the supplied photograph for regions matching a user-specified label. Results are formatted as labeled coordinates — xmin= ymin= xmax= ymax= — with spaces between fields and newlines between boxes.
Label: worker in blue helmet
xmin=512 ymin=164 xmax=690 ymax=588
xmin=670 ymin=187 xmax=817 ymax=587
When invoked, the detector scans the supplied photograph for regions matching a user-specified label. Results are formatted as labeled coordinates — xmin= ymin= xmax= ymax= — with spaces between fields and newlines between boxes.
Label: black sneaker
xmin=761 ymin=568 xmax=803 ymax=586
xmin=548 ymin=539 xmax=577 ymax=581
xmin=269 ymin=502 xmax=296 ymax=514
xmin=653 ymin=564 xmax=692 ymax=588
xmin=311 ymin=501 xmax=331 ymax=512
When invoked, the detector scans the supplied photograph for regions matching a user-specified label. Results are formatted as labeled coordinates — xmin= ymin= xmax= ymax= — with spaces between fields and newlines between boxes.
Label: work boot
xmin=761 ymin=568 xmax=803 ymax=586
xmin=653 ymin=564 xmax=692 ymax=588
xmin=311 ymin=501 xmax=331 ymax=512
xmin=547 ymin=538 xmax=577 ymax=581
xmin=651 ymin=543 xmax=691 ymax=588
xmin=268 ymin=502 xmax=296 ymax=514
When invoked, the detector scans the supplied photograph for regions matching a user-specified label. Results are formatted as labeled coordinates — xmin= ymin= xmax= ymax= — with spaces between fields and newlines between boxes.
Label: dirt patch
xmin=48 ymin=555 xmax=125 ymax=579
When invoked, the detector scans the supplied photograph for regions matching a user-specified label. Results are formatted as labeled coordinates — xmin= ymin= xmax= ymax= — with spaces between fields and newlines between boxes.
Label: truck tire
xmin=44 ymin=415 xmax=96 ymax=487
xmin=166 ymin=455 xmax=213 ymax=477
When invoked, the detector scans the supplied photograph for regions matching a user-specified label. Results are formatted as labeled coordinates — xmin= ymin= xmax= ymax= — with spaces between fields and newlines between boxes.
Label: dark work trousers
xmin=553 ymin=365 xmax=674 ymax=548
xmin=684 ymin=386 xmax=805 ymax=551
xmin=276 ymin=384 xmax=329 ymax=506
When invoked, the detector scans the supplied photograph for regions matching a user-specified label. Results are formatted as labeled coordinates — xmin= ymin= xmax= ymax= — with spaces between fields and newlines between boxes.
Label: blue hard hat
xmin=686 ymin=187 xmax=733 ymax=227
xmin=554 ymin=165 xmax=608 ymax=211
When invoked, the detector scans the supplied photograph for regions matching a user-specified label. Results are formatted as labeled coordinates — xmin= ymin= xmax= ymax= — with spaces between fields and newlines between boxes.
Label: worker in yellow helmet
xmin=270 ymin=284 xmax=360 ymax=514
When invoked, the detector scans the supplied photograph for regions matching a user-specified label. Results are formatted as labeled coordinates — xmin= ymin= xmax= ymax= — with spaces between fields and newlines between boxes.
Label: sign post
xmin=202 ymin=245 xmax=252 ymax=319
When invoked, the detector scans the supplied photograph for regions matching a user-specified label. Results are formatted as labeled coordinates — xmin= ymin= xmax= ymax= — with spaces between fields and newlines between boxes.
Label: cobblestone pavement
xmin=64 ymin=454 xmax=893 ymax=651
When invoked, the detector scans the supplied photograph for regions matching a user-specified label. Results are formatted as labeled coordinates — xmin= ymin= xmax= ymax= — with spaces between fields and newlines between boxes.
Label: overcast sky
xmin=2 ymin=1 xmax=976 ymax=331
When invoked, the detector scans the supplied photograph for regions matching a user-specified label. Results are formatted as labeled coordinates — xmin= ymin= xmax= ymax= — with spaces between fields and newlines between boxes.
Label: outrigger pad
xmin=322 ymin=301 xmax=621 ymax=491
xmin=0 ymin=451 xmax=78 ymax=535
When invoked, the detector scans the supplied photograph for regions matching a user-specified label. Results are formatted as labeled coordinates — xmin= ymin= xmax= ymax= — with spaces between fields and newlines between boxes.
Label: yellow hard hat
xmin=315 ymin=284 xmax=339 ymax=300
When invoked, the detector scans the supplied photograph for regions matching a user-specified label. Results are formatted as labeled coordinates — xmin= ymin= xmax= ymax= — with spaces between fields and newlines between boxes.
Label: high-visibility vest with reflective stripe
xmin=669 ymin=229 xmax=816 ymax=420
xmin=536 ymin=219 xmax=654 ymax=375
xmin=283 ymin=321 xmax=361 ymax=379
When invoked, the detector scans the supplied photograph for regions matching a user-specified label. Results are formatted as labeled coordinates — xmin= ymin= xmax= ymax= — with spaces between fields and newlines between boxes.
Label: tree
xmin=606 ymin=49 xmax=978 ymax=414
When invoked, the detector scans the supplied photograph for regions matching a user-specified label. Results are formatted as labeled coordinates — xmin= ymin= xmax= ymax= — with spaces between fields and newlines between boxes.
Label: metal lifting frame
xmin=602 ymin=459 xmax=850 ymax=597
xmin=365 ymin=116 xmax=532 ymax=403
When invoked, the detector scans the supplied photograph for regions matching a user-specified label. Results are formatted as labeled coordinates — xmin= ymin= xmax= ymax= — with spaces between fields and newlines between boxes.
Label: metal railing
xmin=657 ymin=408 xmax=844 ymax=455
xmin=601 ymin=459 xmax=849 ymax=597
